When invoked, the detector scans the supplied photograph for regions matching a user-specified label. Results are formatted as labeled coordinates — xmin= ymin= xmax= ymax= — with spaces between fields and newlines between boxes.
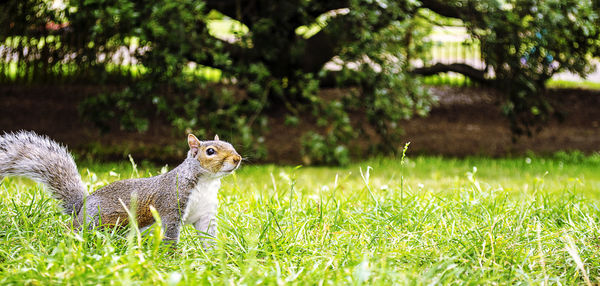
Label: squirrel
xmin=0 ymin=131 xmax=242 ymax=245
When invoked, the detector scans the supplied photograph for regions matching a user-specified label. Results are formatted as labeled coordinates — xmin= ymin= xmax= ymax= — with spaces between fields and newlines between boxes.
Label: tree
xmin=414 ymin=0 xmax=600 ymax=134
xmin=2 ymin=0 xmax=599 ymax=163
xmin=81 ymin=0 xmax=436 ymax=163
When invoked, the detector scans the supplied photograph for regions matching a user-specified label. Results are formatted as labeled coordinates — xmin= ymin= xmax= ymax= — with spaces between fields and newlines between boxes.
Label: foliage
xmin=0 ymin=0 xmax=437 ymax=164
xmin=481 ymin=0 xmax=600 ymax=135
xmin=2 ymin=0 xmax=600 ymax=163
xmin=0 ymin=0 xmax=141 ymax=83
xmin=420 ymin=0 xmax=600 ymax=135
xmin=301 ymin=131 xmax=350 ymax=166
xmin=334 ymin=11 xmax=437 ymax=152
xmin=1 ymin=156 xmax=600 ymax=283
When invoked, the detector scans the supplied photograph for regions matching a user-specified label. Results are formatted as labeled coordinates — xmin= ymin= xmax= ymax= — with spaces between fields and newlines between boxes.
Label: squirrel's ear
xmin=188 ymin=134 xmax=201 ymax=156
xmin=214 ymin=134 xmax=220 ymax=141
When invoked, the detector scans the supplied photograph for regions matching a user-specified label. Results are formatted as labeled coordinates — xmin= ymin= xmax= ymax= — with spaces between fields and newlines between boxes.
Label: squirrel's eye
xmin=206 ymin=148 xmax=216 ymax=156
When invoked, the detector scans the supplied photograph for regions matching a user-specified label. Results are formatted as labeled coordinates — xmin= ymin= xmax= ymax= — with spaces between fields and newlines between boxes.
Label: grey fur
xmin=0 ymin=131 xmax=86 ymax=214
xmin=78 ymin=157 xmax=208 ymax=242
xmin=0 ymin=131 xmax=241 ymax=244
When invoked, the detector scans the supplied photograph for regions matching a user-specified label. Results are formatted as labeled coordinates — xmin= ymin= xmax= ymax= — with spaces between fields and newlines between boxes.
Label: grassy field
xmin=0 ymin=154 xmax=599 ymax=284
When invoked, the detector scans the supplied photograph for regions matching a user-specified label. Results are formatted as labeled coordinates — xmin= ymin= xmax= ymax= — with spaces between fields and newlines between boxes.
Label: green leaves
xmin=457 ymin=0 xmax=600 ymax=134
xmin=4 ymin=0 xmax=600 ymax=163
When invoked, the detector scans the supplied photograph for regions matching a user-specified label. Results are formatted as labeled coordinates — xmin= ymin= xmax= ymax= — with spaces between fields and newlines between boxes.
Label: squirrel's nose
xmin=232 ymin=155 xmax=241 ymax=165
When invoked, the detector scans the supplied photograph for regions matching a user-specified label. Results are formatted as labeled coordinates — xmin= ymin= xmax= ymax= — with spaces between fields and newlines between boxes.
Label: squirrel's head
xmin=187 ymin=134 xmax=242 ymax=177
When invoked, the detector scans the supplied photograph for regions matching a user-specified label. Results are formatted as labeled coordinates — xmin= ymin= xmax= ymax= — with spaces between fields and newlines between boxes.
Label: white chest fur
xmin=182 ymin=177 xmax=221 ymax=225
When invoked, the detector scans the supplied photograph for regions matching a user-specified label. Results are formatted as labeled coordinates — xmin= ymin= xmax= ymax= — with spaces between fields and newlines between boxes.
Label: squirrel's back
xmin=0 ymin=131 xmax=87 ymax=214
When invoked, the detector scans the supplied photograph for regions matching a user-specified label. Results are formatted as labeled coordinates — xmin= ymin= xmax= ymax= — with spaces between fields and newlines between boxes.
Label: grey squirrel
xmin=0 ymin=131 xmax=242 ymax=245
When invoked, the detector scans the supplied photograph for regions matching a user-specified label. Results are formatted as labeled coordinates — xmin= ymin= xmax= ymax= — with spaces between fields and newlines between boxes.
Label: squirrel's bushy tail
xmin=0 ymin=131 xmax=86 ymax=214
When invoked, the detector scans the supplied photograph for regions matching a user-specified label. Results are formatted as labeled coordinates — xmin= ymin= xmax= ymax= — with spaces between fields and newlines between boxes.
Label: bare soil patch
xmin=1 ymin=85 xmax=598 ymax=164
xmin=401 ymin=86 xmax=600 ymax=157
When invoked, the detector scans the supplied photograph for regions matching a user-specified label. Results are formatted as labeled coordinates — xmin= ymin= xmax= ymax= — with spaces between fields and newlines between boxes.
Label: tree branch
xmin=410 ymin=63 xmax=490 ymax=84
xmin=418 ymin=0 xmax=463 ymax=19
xmin=306 ymin=1 xmax=350 ymax=18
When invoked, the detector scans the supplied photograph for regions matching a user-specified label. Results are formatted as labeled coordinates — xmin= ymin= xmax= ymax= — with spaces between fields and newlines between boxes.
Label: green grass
xmin=422 ymin=73 xmax=475 ymax=87
xmin=547 ymin=79 xmax=600 ymax=90
xmin=1 ymin=154 xmax=599 ymax=284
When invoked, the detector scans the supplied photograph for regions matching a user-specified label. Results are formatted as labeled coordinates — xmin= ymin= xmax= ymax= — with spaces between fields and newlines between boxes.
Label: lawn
xmin=0 ymin=154 xmax=599 ymax=284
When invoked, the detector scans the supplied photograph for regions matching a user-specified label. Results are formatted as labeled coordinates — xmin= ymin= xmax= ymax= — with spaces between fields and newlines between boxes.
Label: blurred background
xmin=1 ymin=0 xmax=599 ymax=165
